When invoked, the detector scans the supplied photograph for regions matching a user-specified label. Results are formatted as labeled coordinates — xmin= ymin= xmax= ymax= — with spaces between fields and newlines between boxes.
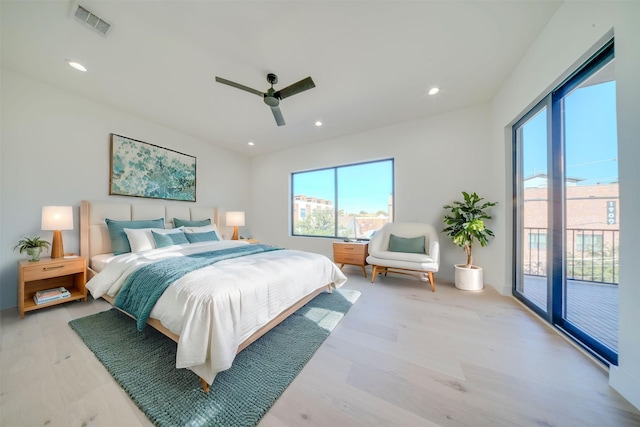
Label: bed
xmin=79 ymin=200 xmax=347 ymax=392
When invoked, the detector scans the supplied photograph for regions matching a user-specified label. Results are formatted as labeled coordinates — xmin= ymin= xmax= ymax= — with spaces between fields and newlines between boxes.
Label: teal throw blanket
xmin=114 ymin=244 xmax=282 ymax=331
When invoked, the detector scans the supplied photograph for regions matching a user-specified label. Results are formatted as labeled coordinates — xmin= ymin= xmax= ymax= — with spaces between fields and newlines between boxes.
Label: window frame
xmin=290 ymin=158 xmax=394 ymax=239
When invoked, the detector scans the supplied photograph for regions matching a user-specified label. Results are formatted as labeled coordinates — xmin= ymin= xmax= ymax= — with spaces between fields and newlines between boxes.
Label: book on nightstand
xmin=33 ymin=287 xmax=71 ymax=305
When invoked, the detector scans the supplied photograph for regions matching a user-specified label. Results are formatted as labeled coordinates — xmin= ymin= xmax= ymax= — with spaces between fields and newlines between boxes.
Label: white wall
xmin=0 ymin=70 xmax=252 ymax=310
xmin=251 ymin=104 xmax=498 ymax=286
xmin=490 ymin=1 xmax=640 ymax=411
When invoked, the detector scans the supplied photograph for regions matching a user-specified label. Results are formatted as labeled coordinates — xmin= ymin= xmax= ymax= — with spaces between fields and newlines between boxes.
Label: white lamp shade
xmin=41 ymin=206 xmax=74 ymax=230
xmin=226 ymin=211 xmax=245 ymax=227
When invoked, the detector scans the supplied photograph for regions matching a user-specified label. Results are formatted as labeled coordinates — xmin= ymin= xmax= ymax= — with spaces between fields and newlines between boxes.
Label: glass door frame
xmin=513 ymin=96 xmax=553 ymax=322
xmin=512 ymin=40 xmax=617 ymax=365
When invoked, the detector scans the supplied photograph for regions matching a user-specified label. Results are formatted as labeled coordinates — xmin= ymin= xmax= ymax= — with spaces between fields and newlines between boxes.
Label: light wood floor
xmin=2 ymin=267 xmax=639 ymax=426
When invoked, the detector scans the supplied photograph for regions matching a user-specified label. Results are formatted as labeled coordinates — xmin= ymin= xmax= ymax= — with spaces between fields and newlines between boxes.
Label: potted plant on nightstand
xmin=443 ymin=191 xmax=497 ymax=290
xmin=13 ymin=236 xmax=51 ymax=262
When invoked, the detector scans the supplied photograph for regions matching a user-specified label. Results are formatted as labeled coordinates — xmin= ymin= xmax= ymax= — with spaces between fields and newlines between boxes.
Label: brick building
xmin=523 ymin=180 xmax=619 ymax=282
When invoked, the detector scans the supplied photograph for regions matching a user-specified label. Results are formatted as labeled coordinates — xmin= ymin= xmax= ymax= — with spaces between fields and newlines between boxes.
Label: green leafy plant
xmin=443 ymin=192 xmax=498 ymax=268
xmin=13 ymin=236 xmax=51 ymax=254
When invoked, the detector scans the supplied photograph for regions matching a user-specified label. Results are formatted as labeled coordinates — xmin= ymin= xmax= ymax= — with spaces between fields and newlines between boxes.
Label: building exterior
xmin=293 ymin=194 xmax=392 ymax=238
xmin=292 ymin=195 xmax=334 ymax=222
xmin=523 ymin=181 xmax=619 ymax=283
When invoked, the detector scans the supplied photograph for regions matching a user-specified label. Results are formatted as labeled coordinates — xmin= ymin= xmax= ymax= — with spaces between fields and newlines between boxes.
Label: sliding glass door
xmin=514 ymin=103 xmax=550 ymax=316
xmin=513 ymin=40 xmax=618 ymax=364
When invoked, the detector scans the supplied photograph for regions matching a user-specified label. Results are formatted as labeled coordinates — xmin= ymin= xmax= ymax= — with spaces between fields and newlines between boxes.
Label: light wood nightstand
xmin=18 ymin=256 xmax=87 ymax=318
xmin=333 ymin=241 xmax=368 ymax=277
xmin=240 ymin=238 xmax=260 ymax=244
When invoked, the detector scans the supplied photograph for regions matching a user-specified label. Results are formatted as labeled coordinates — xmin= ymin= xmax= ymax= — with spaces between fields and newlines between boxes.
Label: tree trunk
xmin=465 ymin=244 xmax=472 ymax=268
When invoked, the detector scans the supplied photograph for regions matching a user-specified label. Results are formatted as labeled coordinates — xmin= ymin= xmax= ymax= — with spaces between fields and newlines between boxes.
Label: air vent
xmin=74 ymin=5 xmax=111 ymax=36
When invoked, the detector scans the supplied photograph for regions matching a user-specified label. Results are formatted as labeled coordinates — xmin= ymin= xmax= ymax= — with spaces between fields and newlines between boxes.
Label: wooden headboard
xmin=80 ymin=200 xmax=219 ymax=276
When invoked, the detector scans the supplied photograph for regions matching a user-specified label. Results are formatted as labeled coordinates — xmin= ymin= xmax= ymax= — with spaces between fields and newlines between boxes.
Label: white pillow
xmin=124 ymin=227 xmax=184 ymax=252
xmin=183 ymin=224 xmax=224 ymax=240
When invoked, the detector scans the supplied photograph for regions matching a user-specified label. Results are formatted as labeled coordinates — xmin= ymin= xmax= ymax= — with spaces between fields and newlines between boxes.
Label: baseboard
xmin=609 ymin=365 xmax=640 ymax=411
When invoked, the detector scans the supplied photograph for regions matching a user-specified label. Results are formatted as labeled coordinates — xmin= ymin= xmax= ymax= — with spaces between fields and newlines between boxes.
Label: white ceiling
xmin=1 ymin=1 xmax=562 ymax=156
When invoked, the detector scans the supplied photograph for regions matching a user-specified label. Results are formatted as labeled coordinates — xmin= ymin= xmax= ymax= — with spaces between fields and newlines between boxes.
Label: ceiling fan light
xmin=428 ymin=87 xmax=439 ymax=96
xmin=315 ymin=121 xmax=323 ymax=127
xmin=248 ymin=141 xmax=255 ymax=146
xmin=68 ymin=61 xmax=87 ymax=72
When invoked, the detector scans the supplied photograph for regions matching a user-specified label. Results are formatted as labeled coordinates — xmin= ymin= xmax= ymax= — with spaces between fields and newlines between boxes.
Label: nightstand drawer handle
xmin=44 ymin=266 xmax=65 ymax=271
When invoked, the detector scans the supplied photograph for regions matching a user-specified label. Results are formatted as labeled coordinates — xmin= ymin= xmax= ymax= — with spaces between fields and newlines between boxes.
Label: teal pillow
xmin=173 ymin=218 xmax=211 ymax=227
xmin=185 ymin=231 xmax=220 ymax=243
xmin=388 ymin=234 xmax=425 ymax=254
xmin=152 ymin=230 xmax=189 ymax=248
xmin=105 ymin=218 xmax=165 ymax=255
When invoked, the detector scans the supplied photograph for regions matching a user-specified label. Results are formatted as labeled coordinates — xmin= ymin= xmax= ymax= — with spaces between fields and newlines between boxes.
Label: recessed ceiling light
xmin=68 ymin=61 xmax=87 ymax=72
xmin=315 ymin=121 xmax=323 ymax=127
xmin=248 ymin=141 xmax=255 ymax=146
xmin=428 ymin=87 xmax=439 ymax=96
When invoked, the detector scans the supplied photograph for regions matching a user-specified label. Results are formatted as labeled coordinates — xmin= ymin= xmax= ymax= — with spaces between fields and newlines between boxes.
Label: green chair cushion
xmin=388 ymin=234 xmax=425 ymax=254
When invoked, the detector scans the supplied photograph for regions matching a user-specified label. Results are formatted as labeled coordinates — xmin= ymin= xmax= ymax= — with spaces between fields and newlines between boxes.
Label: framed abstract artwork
xmin=109 ymin=134 xmax=197 ymax=202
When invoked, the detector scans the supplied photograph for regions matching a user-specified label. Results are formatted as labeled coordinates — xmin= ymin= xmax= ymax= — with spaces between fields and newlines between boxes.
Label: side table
xmin=333 ymin=241 xmax=368 ymax=277
xmin=18 ymin=256 xmax=87 ymax=318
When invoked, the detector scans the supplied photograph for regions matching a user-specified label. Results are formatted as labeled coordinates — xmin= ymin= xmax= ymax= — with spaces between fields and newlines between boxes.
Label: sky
xmin=522 ymin=80 xmax=618 ymax=186
xmin=292 ymin=159 xmax=393 ymax=214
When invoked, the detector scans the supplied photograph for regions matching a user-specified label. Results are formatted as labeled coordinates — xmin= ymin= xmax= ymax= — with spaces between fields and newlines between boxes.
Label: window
xmin=528 ymin=231 xmax=547 ymax=250
xmin=576 ymin=233 xmax=603 ymax=252
xmin=291 ymin=159 xmax=394 ymax=238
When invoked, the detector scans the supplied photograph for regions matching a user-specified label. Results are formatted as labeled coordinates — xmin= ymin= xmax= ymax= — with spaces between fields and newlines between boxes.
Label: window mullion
xmin=549 ymin=92 xmax=565 ymax=324
xmin=334 ymin=167 xmax=339 ymax=236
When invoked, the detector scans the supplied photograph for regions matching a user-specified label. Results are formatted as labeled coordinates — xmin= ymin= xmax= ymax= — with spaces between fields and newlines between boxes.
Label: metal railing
xmin=524 ymin=228 xmax=619 ymax=285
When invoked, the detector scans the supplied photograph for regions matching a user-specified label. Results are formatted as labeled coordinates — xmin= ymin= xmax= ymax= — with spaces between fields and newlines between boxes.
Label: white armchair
xmin=366 ymin=222 xmax=439 ymax=291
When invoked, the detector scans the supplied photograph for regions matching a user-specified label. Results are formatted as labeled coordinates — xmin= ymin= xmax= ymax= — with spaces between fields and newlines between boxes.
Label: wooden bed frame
xmin=79 ymin=200 xmax=330 ymax=392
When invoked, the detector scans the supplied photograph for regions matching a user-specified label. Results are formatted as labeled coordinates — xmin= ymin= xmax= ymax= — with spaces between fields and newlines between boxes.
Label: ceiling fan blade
xmin=274 ymin=76 xmax=315 ymax=100
xmin=215 ymin=76 xmax=264 ymax=97
xmin=270 ymin=105 xmax=286 ymax=126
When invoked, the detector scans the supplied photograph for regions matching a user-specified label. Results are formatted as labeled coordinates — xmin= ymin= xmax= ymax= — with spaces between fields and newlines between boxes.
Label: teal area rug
xmin=69 ymin=288 xmax=360 ymax=427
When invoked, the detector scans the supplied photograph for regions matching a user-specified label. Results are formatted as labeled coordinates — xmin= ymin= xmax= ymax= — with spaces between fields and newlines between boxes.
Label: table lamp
xmin=41 ymin=206 xmax=73 ymax=258
xmin=226 ymin=211 xmax=245 ymax=240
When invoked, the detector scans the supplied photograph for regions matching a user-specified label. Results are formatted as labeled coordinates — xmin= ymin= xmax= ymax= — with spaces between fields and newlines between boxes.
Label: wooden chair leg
xmin=428 ymin=271 xmax=435 ymax=292
xmin=371 ymin=265 xmax=378 ymax=283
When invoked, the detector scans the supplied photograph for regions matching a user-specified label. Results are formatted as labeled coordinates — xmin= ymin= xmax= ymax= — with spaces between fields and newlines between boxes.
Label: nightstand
xmin=18 ymin=256 xmax=87 ymax=318
xmin=333 ymin=241 xmax=368 ymax=277
xmin=240 ymin=238 xmax=260 ymax=244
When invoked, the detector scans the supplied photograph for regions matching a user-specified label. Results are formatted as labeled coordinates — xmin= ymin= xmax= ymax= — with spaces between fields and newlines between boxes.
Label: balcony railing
xmin=524 ymin=228 xmax=619 ymax=285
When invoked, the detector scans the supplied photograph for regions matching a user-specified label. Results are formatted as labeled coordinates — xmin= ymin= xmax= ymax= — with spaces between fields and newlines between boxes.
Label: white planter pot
xmin=454 ymin=264 xmax=484 ymax=290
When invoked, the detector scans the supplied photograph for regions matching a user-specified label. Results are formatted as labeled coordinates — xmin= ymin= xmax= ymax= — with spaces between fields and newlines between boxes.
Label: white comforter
xmin=85 ymin=240 xmax=347 ymax=384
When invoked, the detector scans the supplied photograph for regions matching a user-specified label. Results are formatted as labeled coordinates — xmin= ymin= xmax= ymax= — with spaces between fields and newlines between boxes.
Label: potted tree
xmin=13 ymin=236 xmax=51 ymax=262
xmin=443 ymin=192 xmax=497 ymax=290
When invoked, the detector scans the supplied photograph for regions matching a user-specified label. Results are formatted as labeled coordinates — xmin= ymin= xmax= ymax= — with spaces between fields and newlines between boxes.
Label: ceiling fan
xmin=215 ymin=73 xmax=315 ymax=126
